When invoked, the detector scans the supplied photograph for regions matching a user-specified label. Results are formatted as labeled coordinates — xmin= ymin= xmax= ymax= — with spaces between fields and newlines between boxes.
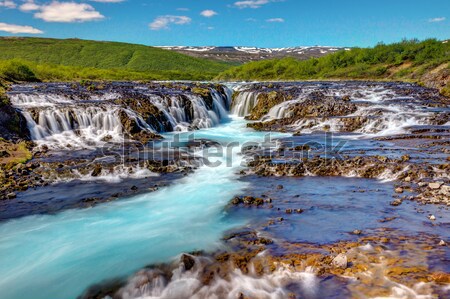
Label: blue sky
xmin=0 ymin=0 xmax=448 ymax=47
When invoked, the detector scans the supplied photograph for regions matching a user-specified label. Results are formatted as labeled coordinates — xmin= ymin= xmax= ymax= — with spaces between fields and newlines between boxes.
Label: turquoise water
xmin=0 ymin=117 xmax=285 ymax=299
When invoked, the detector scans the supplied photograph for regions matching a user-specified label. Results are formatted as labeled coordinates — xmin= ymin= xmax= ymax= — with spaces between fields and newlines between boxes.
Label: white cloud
xmin=0 ymin=22 xmax=43 ymax=34
xmin=34 ymin=2 xmax=104 ymax=22
xmin=19 ymin=0 xmax=39 ymax=12
xmin=266 ymin=18 xmax=284 ymax=22
xmin=0 ymin=0 xmax=16 ymax=9
xmin=149 ymin=15 xmax=191 ymax=30
xmin=428 ymin=17 xmax=446 ymax=23
xmin=234 ymin=0 xmax=269 ymax=9
xmin=200 ymin=9 xmax=217 ymax=18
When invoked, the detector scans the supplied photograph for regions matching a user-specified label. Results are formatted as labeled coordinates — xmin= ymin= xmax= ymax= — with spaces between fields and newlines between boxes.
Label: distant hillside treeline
xmin=217 ymin=39 xmax=450 ymax=95
xmin=0 ymin=37 xmax=234 ymax=81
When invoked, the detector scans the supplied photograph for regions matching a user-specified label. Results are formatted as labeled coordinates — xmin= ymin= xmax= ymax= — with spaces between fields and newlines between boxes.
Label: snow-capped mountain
xmin=157 ymin=46 xmax=347 ymax=63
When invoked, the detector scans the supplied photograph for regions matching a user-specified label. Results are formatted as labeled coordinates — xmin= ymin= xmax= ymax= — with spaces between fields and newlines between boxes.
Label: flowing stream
xmin=1 ymin=82 xmax=448 ymax=299
xmin=0 ymin=117 xmax=286 ymax=299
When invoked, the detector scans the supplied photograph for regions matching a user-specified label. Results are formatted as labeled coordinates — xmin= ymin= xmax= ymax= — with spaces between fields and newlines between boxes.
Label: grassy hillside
xmin=0 ymin=37 xmax=234 ymax=80
xmin=217 ymin=39 xmax=450 ymax=95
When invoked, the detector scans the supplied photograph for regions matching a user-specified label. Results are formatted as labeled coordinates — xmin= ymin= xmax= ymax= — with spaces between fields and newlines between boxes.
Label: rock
xmin=91 ymin=165 xmax=102 ymax=177
xmin=6 ymin=192 xmax=16 ymax=199
xmin=401 ymin=154 xmax=410 ymax=161
xmin=404 ymin=177 xmax=411 ymax=182
xmin=276 ymin=185 xmax=283 ymax=190
xmin=181 ymin=254 xmax=195 ymax=271
xmin=294 ymin=209 xmax=304 ymax=214
xmin=285 ymin=209 xmax=292 ymax=214
xmin=394 ymin=187 xmax=404 ymax=194
xmin=131 ymin=185 xmax=138 ymax=191
xmin=332 ymin=253 xmax=348 ymax=269
xmin=430 ymin=272 xmax=450 ymax=284
xmin=231 ymin=196 xmax=241 ymax=205
xmin=429 ymin=182 xmax=443 ymax=189
xmin=439 ymin=240 xmax=446 ymax=246
xmin=390 ymin=199 xmax=403 ymax=206
xmin=418 ymin=182 xmax=428 ymax=187
xmin=429 ymin=215 xmax=436 ymax=221
xmin=440 ymin=185 xmax=450 ymax=196
xmin=0 ymin=150 xmax=10 ymax=158
xmin=352 ymin=230 xmax=362 ymax=235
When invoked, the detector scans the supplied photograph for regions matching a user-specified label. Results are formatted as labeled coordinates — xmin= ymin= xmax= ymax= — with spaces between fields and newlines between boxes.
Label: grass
xmin=0 ymin=140 xmax=32 ymax=169
xmin=216 ymin=39 xmax=450 ymax=84
xmin=0 ymin=37 xmax=235 ymax=81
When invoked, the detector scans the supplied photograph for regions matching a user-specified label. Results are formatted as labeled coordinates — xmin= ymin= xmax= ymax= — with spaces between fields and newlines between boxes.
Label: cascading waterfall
xmin=9 ymin=84 xmax=232 ymax=148
xmin=237 ymin=85 xmax=445 ymax=136
xmin=231 ymin=91 xmax=260 ymax=117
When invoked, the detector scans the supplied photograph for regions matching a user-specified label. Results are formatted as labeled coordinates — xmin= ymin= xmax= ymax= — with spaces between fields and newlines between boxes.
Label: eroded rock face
xmin=232 ymin=81 xmax=449 ymax=135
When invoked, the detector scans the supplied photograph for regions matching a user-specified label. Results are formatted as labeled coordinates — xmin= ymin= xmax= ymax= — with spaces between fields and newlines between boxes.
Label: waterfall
xmin=231 ymin=91 xmax=260 ymax=117
xmin=9 ymin=84 xmax=233 ymax=148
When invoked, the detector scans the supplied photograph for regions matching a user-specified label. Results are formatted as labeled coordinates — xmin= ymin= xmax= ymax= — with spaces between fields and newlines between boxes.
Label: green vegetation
xmin=0 ymin=141 xmax=33 ymax=169
xmin=0 ymin=37 xmax=234 ymax=81
xmin=217 ymin=39 xmax=450 ymax=88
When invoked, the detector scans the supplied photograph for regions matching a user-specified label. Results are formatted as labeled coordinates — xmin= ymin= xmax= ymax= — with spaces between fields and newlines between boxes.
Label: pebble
xmin=332 ymin=253 xmax=348 ymax=269
xmin=6 ymin=192 xmax=16 ymax=199
xmin=352 ymin=229 xmax=362 ymax=235
xmin=390 ymin=199 xmax=403 ymax=206
xmin=429 ymin=182 xmax=443 ymax=190
xmin=394 ymin=187 xmax=404 ymax=194
xmin=429 ymin=215 xmax=436 ymax=221
xmin=439 ymin=240 xmax=447 ymax=246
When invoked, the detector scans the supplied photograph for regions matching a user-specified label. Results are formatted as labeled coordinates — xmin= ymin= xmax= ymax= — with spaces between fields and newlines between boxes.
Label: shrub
xmin=0 ymin=60 xmax=38 ymax=82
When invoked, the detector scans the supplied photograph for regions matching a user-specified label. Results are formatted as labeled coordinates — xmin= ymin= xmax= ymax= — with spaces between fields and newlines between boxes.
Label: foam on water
xmin=116 ymin=255 xmax=318 ymax=299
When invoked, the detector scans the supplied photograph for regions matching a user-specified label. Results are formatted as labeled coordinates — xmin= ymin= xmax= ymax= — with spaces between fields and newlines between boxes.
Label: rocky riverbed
xmin=0 ymin=81 xmax=448 ymax=299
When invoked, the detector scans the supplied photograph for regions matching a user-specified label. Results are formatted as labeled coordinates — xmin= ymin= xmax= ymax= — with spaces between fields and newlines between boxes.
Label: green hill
xmin=217 ymin=39 xmax=450 ymax=95
xmin=0 ymin=37 xmax=234 ymax=81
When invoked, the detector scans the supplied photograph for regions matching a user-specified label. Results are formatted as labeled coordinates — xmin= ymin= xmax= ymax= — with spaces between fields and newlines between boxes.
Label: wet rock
xmin=440 ymin=185 xmax=450 ymax=196
xmin=332 ymin=253 xmax=348 ymax=269
xmin=430 ymin=272 xmax=450 ymax=284
xmin=181 ymin=254 xmax=195 ymax=271
xmin=6 ymin=192 xmax=16 ymax=199
xmin=352 ymin=230 xmax=362 ymax=235
xmin=294 ymin=209 xmax=304 ymax=214
xmin=438 ymin=240 xmax=447 ymax=246
xmin=285 ymin=209 xmax=292 ymax=214
xmin=428 ymin=182 xmax=443 ymax=189
xmin=394 ymin=187 xmax=404 ymax=194
xmin=390 ymin=199 xmax=403 ymax=206
xmin=91 ymin=165 xmax=102 ymax=177
xmin=429 ymin=215 xmax=436 ymax=221
xmin=131 ymin=185 xmax=138 ymax=191
xmin=276 ymin=185 xmax=283 ymax=190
